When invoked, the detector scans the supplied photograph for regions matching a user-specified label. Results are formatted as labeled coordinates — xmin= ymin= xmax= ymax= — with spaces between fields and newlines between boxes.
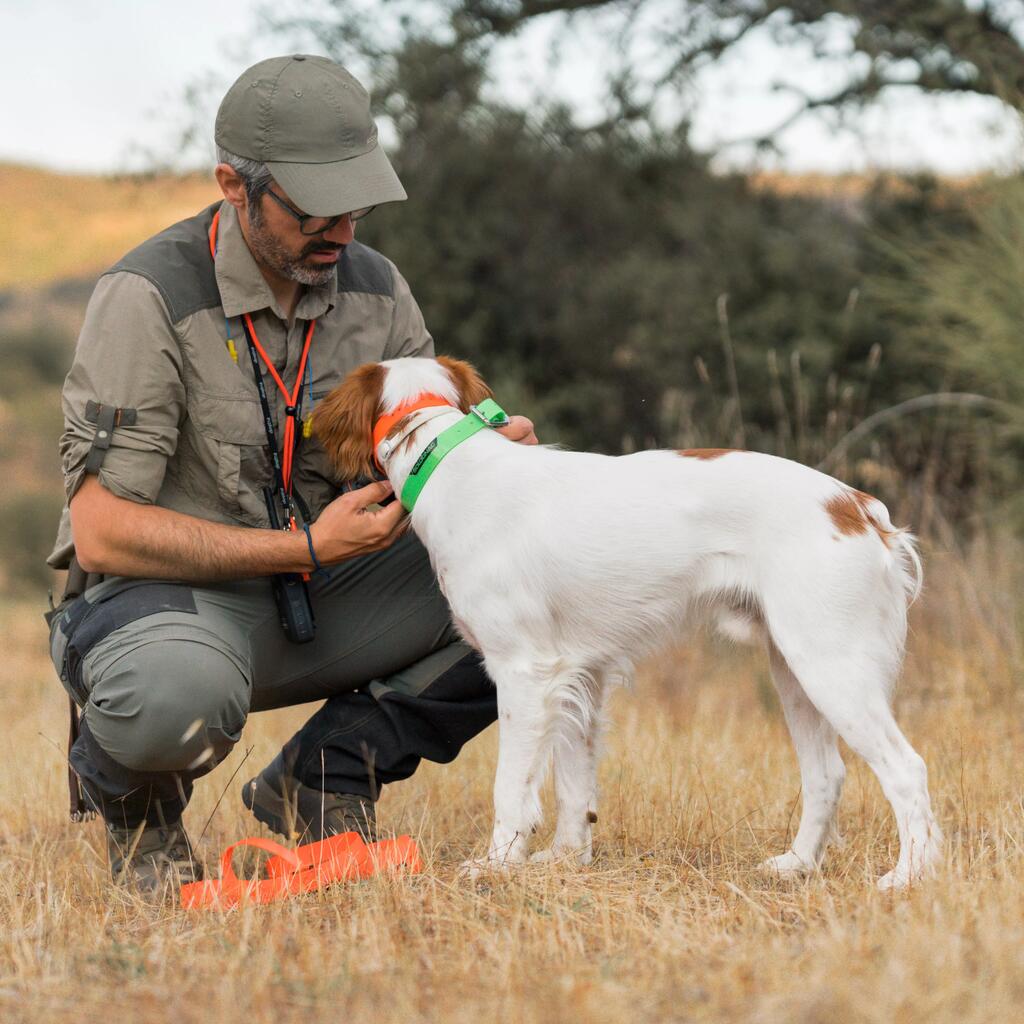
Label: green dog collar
xmin=400 ymin=398 xmax=510 ymax=511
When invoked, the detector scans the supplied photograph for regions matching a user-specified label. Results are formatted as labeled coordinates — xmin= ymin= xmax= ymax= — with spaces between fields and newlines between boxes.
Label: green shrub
xmin=0 ymin=492 xmax=65 ymax=593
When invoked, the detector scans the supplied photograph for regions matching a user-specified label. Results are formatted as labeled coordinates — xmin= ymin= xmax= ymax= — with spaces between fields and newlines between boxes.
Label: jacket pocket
xmin=184 ymin=391 xmax=269 ymax=520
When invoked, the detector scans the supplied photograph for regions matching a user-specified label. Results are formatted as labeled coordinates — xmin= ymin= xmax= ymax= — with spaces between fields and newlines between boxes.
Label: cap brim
xmin=266 ymin=144 xmax=407 ymax=217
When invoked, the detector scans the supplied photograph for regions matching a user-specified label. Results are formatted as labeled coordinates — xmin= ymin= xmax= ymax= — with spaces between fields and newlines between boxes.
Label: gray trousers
xmin=49 ymin=533 xmax=497 ymax=827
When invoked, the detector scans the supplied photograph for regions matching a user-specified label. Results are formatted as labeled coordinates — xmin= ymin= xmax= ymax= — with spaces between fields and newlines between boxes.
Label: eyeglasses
xmin=263 ymin=189 xmax=375 ymax=235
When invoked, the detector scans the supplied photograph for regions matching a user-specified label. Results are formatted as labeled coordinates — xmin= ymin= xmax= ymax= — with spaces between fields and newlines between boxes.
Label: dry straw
xmin=2 ymin=518 xmax=1022 ymax=1022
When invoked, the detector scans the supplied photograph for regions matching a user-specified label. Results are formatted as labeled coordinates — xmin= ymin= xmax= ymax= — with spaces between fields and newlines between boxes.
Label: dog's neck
xmin=376 ymin=404 xmax=466 ymax=501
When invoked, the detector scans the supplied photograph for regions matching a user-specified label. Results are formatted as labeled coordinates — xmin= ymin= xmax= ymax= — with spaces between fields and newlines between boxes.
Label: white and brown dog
xmin=316 ymin=356 xmax=942 ymax=889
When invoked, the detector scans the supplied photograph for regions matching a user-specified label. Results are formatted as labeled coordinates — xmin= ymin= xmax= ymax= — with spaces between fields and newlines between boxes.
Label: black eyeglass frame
xmin=263 ymin=188 xmax=375 ymax=235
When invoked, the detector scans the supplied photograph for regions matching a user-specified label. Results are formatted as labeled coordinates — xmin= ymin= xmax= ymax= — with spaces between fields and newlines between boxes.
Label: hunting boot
xmin=106 ymin=819 xmax=202 ymax=896
xmin=241 ymin=752 xmax=376 ymax=843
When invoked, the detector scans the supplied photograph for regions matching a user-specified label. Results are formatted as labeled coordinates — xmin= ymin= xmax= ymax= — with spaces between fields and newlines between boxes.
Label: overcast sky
xmin=2 ymin=0 xmax=1021 ymax=176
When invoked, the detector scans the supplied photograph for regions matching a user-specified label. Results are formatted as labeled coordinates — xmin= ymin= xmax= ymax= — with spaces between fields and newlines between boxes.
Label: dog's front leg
xmin=461 ymin=671 xmax=546 ymax=878
xmin=532 ymin=686 xmax=605 ymax=866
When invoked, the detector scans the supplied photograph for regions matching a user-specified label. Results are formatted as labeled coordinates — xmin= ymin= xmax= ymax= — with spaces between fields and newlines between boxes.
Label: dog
xmin=315 ymin=356 xmax=942 ymax=889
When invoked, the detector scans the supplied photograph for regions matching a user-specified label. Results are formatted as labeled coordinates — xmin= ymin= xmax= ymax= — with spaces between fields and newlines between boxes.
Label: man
xmin=46 ymin=55 xmax=536 ymax=894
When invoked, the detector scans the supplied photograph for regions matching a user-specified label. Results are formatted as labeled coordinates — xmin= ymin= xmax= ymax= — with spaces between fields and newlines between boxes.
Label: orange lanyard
xmin=241 ymin=311 xmax=315 ymax=502
xmin=208 ymin=210 xmax=317 ymax=517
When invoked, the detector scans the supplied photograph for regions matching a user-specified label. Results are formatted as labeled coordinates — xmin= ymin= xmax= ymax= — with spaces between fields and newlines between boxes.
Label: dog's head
xmin=314 ymin=356 xmax=493 ymax=480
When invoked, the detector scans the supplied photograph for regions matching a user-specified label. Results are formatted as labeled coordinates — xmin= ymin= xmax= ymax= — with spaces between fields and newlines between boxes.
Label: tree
xmin=272 ymin=1 xmax=1024 ymax=146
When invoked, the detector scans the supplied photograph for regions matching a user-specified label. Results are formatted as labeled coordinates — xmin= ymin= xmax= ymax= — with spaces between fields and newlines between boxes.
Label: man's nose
xmin=322 ymin=214 xmax=355 ymax=245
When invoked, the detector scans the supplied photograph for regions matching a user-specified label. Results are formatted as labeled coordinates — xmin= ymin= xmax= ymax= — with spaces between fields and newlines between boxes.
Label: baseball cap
xmin=215 ymin=55 xmax=407 ymax=216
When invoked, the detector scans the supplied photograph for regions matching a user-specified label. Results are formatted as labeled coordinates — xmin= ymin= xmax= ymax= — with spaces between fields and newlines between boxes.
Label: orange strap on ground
xmin=180 ymin=832 xmax=422 ymax=909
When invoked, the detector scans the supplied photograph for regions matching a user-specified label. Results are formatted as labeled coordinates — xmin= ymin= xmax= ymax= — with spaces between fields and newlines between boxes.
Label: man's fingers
xmin=347 ymin=479 xmax=395 ymax=507
xmin=497 ymin=415 xmax=539 ymax=445
xmin=361 ymin=504 xmax=410 ymax=553
xmin=368 ymin=496 xmax=407 ymax=537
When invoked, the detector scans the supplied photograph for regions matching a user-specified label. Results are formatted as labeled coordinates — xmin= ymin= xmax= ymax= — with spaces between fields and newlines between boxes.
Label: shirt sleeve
xmin=60 ymin=271 xmax=185 ymax=505
xmin=383 ymin=262 xmax=434 ymax=359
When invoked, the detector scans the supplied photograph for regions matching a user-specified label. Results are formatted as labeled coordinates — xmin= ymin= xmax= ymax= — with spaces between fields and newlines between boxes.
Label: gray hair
xmin=216 ymin=146 xmax=274 ymax=207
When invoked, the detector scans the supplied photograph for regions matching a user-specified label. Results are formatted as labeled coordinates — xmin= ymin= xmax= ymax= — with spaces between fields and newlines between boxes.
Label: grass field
xmin=1 ymin=535 xmax=1021 ymax=1024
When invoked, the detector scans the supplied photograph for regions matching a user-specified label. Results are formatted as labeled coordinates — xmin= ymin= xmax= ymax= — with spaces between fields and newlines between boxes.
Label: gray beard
xmin=248 ymin=208 xmax=338 ymax=288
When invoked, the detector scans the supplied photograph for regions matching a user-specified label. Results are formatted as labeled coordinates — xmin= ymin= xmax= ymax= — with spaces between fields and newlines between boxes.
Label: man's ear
xmin=436 ymin=356 xmax=493 ymax=413
xmin=313 ymin=363 xmax=385 ymax=480
xmin=214 ymin=164 xmax=247 ymax=213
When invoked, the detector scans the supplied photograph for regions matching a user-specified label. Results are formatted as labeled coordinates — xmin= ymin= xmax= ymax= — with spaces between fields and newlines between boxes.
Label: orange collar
xmin=372 ymin=393 xmax=455 ymax=469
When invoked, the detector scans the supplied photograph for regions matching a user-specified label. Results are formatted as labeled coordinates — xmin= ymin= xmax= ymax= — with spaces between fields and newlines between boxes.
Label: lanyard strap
xmin=208 ymin=209 xmax=317 ymax=528
xmin=238 ymin=315 xmax=299 ymax=526
xmin=240 ymin=312 xmax=316 ymax=503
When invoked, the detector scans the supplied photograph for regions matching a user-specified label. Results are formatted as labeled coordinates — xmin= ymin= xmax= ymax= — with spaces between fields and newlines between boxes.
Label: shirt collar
xmin=214 ymin=201 xmax=338 ymax=322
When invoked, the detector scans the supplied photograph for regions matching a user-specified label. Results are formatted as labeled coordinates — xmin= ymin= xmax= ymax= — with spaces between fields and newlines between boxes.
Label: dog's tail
xmin=858 ymin=492 xmax=923 ymax=605
xmin=891 ymin=528 xmax=923 ymax=605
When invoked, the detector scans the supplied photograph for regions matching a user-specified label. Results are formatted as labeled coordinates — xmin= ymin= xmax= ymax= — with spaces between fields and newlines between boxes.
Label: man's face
xmin=246 ymin=185 xmax=357 ymax=287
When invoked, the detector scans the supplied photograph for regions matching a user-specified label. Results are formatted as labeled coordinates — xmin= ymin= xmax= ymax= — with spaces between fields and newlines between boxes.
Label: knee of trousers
xmin=84 ymin=635 xmax=250 ymax=774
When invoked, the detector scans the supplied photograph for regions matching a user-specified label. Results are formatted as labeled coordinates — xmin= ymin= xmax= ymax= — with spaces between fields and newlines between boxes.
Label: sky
xmin=1 ymin=0 xmax=1021 ymax=176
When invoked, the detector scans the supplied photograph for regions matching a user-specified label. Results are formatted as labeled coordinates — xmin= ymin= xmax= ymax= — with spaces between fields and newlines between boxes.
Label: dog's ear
xmin=436 ymin=356 xmax=493 ymax=413
xmin=313 ymin=362 xmax=385 ymax=480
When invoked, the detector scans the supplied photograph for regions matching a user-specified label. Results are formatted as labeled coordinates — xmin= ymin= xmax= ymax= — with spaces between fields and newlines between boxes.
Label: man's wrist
xmin=302 ymin=522 xmax=329 ymax=578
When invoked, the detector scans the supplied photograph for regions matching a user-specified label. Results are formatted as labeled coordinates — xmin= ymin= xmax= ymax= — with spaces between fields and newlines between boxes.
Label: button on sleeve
xmin=61 ymin=272 xmax=186 ymax=504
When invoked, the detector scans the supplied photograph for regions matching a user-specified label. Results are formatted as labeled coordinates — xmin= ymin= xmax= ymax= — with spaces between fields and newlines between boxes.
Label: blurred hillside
xmin=0 ymin=166 xmax=220 ymax=592
xmin=0 ymin=164 xmax=218 ymax=290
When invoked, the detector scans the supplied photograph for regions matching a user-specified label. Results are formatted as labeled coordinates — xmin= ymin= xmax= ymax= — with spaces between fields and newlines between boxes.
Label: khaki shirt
xmin=49 ymin=201 xmax=432 ymax=568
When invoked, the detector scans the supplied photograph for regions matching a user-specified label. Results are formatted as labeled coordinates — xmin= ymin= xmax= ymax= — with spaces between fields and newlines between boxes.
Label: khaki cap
xmin=215 ymin=55 xmax=407 ymax=216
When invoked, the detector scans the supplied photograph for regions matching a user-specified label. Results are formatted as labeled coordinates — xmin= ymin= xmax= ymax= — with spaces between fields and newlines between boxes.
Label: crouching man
xmin=46 ymin=55 xmax=536 ymax=894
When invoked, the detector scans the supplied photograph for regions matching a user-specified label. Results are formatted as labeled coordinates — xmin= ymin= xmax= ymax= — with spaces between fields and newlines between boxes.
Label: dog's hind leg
xmin=758 ymin=643 xmax=845 ymax=879
xmin=773 ymin=645 xmax=942 ymax=889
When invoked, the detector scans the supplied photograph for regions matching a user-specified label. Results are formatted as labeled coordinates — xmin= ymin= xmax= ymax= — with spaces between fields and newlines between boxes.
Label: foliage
xmin=343 ymin=40 xmax=1016 ymax=528
xmin=0 ymin=492 xmax=65 ymax=590
xmin=0 ymin=324 xmax=71 ymax=392
xmin=878 ymin=176 xmax=1024 ymax=408
xmin=274 ymin=0 xmax=1024 ymax=143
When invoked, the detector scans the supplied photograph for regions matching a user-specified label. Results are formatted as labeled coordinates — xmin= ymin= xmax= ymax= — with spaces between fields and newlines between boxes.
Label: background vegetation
xmin=0 ymin=3 xmax=1022 ymax=1021
xmin=3 ymin=5 xmax=1023 ymax=591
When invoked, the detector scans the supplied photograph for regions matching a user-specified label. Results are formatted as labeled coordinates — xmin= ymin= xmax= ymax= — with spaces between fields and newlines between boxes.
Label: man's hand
xmin=497 ymin=415 xmax=539 ymax=446
xmin=309 ymin=480 xmax=408 ymax=565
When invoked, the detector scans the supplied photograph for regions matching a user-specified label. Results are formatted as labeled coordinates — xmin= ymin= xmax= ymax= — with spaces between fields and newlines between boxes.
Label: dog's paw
xmin=877 ymin=847 xmax=941 ymax=891
xmin=876 ymin=868 xmax=914 ymax=892
xmin=757 ymin=851 xmax=816 ymax=880
xmin=530 ymin=846 xmax=592 ymax=866
xmin=458 ymin=856 xmax=516 ymax=880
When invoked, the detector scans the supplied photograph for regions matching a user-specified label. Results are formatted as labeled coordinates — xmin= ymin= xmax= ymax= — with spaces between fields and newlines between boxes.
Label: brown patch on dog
xmin=586 ymin=810 xmax=598 ymax=824
xmin=824 ymin=492 xmax=869 ymax=537
xmin=384 ymin=413 xmax=423 ymax=456
xmin=677 ymin=448 xmax=740 ymax=460
xmin=436 ymin=355 xmax=493 ymax=412
xmin=313 ymin=362 xmax=385 ymax=480
xmin=824 ymin=489 xmax=895 ymax=547
xmin=385 ymin=414 xmax=415 ymax=441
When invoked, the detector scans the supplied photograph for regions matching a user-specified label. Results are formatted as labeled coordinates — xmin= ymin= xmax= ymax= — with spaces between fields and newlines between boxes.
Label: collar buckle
xmin=469 ymin=400 xmax=510 ymax=429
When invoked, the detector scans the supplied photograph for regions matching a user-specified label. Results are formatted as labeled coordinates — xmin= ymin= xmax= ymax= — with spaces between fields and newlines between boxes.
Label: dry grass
xmin=1 ymin=537 xmax=1021 ymax=1024
xmin=0 ymin=164 xmax=218 ymax=289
